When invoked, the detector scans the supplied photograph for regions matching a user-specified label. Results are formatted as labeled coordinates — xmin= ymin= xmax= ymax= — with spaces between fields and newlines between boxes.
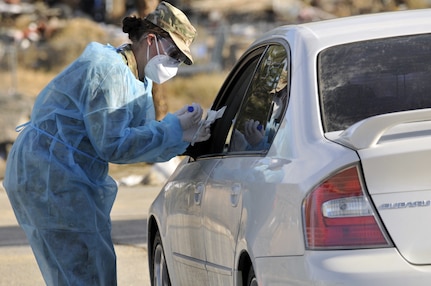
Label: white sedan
xmin=148 ymin=9 xmax=431 ymax=286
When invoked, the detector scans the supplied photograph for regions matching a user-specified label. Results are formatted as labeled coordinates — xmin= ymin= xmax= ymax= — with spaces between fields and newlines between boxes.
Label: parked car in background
xmin=148 ymin=9 xmax=431 ymax=286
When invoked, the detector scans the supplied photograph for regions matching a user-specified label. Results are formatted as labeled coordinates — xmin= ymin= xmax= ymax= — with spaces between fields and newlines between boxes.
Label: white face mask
xmin=144 ymin=37 xmax=180 ymax=84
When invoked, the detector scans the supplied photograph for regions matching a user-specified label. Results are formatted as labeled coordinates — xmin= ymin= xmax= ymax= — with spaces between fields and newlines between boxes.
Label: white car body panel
xmin=163 ymin=159 xmax=220 ymax=285
xmin=359 ymin=124 xmax=431 ymax=195
xmin=255 ymin=249 xmax=431 ymax=285
xmin=372 ymin=191 xmax=431 ymax=265
xmin=203 ymin=159 xmax=243 ymax=285
xmin=356 ymin=122 xmax=431 ymax=265
xmin=335 ymin=109 xmax=431 ymax=149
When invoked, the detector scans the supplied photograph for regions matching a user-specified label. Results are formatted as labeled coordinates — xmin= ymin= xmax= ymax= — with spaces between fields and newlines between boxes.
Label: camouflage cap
xmin=145 ymin=1 xmax=196 ymax=65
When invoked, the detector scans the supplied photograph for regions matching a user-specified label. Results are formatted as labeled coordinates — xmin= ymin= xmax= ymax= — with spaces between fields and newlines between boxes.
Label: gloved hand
xmin=175 ymin=103 xmax=203 ymax=130
xmin=182 ymin=121 xmax=211 ymax=143
xmin=244 ymin=119 xmax=264 ymax=146
xmin=230 ymin=129 xmax=248 ymax=151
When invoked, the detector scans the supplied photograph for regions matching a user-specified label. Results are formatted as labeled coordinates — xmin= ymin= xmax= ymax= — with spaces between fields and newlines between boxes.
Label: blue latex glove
xmin=175 ymin=103 xmax=203 ymax=130
xmin=244 ymin=119 xmax=265 ymax=146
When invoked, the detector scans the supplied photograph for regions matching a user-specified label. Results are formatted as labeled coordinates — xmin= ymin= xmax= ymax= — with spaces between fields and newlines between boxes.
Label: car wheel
xmin=152 ymin=231 xmax=171 ymax=286
xmin=246 ymin=265 xmax=258 ymax=286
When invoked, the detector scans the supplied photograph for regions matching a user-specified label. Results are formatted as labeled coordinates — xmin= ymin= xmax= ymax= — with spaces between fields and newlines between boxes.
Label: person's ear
xmin=145 ymin=33 xmax=156 ymax=46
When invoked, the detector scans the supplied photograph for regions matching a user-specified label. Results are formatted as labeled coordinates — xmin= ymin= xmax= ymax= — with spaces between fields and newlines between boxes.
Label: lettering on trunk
xmin=378 ymin=200 xmax=431 ymax=210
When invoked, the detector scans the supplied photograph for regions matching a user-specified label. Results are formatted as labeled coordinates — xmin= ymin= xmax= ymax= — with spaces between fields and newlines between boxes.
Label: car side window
xmin=184 ymin=44 xmax=289 ymax=159
xmin=184 ymin=47 xmax=266 ymax=159
xmin=226 ymin=45 xmax=289 ymax=154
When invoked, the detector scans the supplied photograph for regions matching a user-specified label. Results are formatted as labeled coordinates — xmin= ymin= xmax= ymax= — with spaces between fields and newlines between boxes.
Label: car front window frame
xmin=185 ymin=41 xmax=291 ymax=160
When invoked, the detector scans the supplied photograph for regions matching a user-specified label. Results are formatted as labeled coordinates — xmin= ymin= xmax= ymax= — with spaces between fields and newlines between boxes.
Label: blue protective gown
xmin=3 ymin=42 xmax=189 ymax=285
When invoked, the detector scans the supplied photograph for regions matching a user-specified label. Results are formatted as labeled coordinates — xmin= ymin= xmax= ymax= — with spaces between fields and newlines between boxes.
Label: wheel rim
xmin=153 ymin=244 xmax=169 ymax=286
xmin=249 ymin=277 xmax=258 ymax=286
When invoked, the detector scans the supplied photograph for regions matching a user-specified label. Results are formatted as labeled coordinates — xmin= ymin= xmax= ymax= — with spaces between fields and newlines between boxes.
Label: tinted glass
xmin=184 ymin=48 xmax=265 ymax=158
xmin=319 ymin=33 xmax=431 ymax=132
xmin=228 ymin=45 xmax=289 ymax=153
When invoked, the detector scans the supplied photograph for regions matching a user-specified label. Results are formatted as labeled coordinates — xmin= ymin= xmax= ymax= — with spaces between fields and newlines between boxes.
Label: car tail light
xmin=303 ymin=166 xmax=391 ymax=249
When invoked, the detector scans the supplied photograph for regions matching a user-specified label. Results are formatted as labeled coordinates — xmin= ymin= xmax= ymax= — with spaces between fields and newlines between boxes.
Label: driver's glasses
xmin=158 ymin=37 xmax=187 ymax=64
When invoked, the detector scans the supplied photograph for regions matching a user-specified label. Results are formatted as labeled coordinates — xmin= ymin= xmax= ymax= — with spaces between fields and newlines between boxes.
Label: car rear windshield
xmin=319 ymin=33 xmax=431 ymax=132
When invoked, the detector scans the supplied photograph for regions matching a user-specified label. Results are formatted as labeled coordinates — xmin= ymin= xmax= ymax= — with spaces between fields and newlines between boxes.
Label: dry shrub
xmin=405 ymin=0 xmax=431 ymax=8
xmin=163 ymin=72 xmax=228 ymax=112
xmin=19 ymin=18 xmax=108 ymax=72
xmin=49 ymin=18 xmax=107 ymax=65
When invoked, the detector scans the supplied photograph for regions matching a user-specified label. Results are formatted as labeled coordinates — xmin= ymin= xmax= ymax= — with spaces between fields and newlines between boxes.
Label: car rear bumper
xmin=254 ymin=248 xmax=431 ymax=285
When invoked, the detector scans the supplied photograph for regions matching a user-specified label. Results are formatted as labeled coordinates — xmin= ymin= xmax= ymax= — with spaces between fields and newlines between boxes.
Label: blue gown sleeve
xmin=83 ymin=60 xmax=188 ymax=164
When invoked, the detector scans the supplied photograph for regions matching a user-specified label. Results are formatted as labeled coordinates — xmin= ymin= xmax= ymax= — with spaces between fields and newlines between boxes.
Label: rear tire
xmin=152 ymin=231 xmax=171 ymax=286
xmin=246 ymin=265 xmax=258 ymax=286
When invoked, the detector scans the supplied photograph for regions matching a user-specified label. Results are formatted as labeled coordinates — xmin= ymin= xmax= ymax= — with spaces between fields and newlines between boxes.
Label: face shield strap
xmin=147 ymin=36 xmax=161 ymax=61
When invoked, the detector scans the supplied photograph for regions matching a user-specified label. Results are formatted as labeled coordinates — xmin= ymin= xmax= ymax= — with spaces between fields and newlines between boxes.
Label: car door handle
xmin=230 ymin=183 xmax=241 ymax=207
xmin=194 ymin=182 xmax=205 ymax=205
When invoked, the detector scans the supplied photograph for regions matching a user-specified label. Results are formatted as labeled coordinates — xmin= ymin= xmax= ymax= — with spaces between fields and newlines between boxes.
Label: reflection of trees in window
xmin=236 ymin=45 xmax=288 ymax=133
xmin=320 ymin=34 xmax=431 ymax=132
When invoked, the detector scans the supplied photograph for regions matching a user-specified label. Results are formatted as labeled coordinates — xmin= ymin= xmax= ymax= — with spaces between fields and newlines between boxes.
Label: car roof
xmin=253 ymin=9 xmax=431 ymax=50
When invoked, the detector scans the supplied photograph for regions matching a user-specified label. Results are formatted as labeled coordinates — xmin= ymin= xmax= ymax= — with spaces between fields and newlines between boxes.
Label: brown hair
xmin=122 ymin=16 xmax=169 ymax=42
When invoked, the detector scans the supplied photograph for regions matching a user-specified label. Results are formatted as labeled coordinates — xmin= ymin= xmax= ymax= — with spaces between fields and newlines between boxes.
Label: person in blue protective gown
xmin=3 ymin=2 xmax=210 ymax=285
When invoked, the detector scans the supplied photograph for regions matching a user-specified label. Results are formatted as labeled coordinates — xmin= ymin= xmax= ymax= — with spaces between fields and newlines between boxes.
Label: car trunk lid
xmin=332 ymin=109 xmax=431 ymax=265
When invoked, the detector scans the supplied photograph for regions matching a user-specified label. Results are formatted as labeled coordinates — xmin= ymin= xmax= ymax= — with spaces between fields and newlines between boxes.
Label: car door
xmin=198 ymin=44 xmax=289 ymax=285
xmin=164 ymin=159 xmax=219 ymax=285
